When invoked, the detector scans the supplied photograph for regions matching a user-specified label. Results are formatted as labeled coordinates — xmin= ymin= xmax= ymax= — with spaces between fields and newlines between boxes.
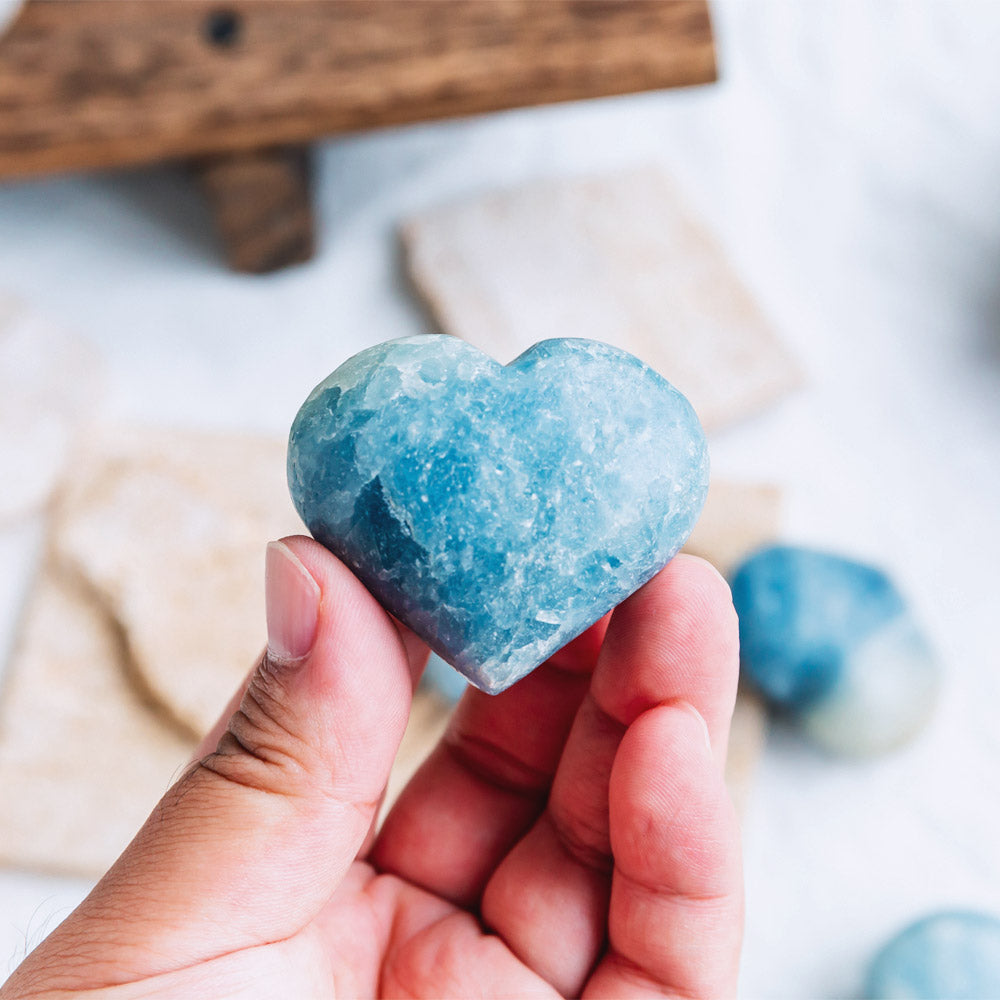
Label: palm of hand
xmin=5 ymin=548 xmax=741 ymax=1000
xmin=242 ymin=860 xmax=558 ymax=998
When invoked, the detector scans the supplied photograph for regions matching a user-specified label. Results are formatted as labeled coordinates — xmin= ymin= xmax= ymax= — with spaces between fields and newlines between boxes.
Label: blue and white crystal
xmin=731 ymin=545 xmax=940 ymax=756
xmin=288 ymin=335 xmax=708 ymax=693
xmin=865 ymin=911 xmax=1000 ymax=999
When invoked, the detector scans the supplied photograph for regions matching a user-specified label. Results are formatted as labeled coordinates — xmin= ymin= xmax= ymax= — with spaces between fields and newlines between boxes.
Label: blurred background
xmin=1 ymin=1 xmax=999 ymax=995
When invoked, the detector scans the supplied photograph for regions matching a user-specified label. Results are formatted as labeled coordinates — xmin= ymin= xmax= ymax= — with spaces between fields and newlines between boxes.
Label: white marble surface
xmin=2 ymin=2 xmax=1000 ymax=994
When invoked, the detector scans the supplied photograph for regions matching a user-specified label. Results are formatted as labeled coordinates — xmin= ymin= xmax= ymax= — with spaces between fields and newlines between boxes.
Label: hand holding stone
xmin=2 ymin=540 xmax=743 ymax=999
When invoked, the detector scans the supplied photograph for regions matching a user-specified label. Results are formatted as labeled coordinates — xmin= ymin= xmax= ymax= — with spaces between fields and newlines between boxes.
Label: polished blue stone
xmin=865 ymin=911 xmax=1000 ymax=999
xmin=731 ymin=545 xmax=940 ymax=756
xmin=288 ymin=335 xmax=708 ymax=693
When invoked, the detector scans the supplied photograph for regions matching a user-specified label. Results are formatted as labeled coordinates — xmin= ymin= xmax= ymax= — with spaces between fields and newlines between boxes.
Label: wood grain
xmin=0 ymin=0 xmax=716 ymax=179
xmin=194 ymin=145 xmax=314 ymax=273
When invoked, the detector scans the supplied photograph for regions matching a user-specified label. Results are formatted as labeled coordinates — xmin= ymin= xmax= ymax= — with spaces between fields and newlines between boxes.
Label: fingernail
xmin=265 ymin=541 xmax=320 ymax=664
xmin=676 ymin=700 xmax=713 ymax=756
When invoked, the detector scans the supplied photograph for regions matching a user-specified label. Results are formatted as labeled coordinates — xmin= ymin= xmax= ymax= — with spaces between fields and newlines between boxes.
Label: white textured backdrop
xmin=2 ymin=2 xmax=999 ymax=994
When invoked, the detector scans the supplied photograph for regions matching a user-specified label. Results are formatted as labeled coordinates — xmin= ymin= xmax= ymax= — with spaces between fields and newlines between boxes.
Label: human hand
xmin=3 ymin=536 xmax=742 ymax=999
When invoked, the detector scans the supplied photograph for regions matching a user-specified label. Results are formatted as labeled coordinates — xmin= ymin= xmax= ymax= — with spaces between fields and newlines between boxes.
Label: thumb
xmin=23 ymin=536 xmax=417 ymax=989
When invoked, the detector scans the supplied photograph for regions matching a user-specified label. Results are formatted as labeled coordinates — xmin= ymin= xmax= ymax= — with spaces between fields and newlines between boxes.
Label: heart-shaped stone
xmin=287 ymin=335 xmax=708 ymax=693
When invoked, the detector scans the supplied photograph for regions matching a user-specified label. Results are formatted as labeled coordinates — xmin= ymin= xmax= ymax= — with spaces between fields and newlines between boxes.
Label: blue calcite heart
xmin=288 ymin=335 xmax=708 ymax=693
xmin=731 ymin=545 xmax=940 ymax=756
xmin=865 ymin=911 xmax=1000 ymax=999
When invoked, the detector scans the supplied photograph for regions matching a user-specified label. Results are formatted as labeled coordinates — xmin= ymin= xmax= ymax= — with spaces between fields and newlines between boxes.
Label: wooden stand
xmin=194 ymin=146 xmax=314 ymax=274
xmin=0 ymin=1 xmax=716 ymax=271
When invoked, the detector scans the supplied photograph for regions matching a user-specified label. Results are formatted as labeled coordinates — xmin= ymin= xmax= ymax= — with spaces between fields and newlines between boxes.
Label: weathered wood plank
xmin=0 ymin=0 xmax=715 ymax=178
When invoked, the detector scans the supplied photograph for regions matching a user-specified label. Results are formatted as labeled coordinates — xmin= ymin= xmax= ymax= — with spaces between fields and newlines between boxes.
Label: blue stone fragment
xmin=288 ymin=335 xmax=708 ymax=693
xmin=865 ymin=911 xmax=1000 ymax=999
xmin=731 ymin=545 xmax=940 ymax=756
xmin=423 ymin=652 xmax=469 ymax=703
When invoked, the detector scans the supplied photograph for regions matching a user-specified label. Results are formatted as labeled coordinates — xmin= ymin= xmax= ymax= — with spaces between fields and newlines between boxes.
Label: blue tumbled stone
xmin=288 ymin=335 xmax=708 ymax=693
xmin=865 ymin=911 xmax=1000 ymax=999
xmin=423 ymin=652 xmax=469 ymax=703
xmin=731 ymin=545 xmax=940 ymax=756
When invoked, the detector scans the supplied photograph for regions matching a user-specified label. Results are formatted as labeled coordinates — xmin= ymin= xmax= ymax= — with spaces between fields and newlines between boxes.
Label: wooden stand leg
xmin=193 ymin=145 xmax=315 ymax=274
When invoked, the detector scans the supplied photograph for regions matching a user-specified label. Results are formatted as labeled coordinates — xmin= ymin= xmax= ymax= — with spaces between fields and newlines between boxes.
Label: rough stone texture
xmin=865 ymin=911 xmax=1000 ymax=999
xmin=402 ymin=169 xmax=802 ymax=432
xmin=0 ymin=563 xmax=193 ymax=876
xmin=53 ymin=428 xmax=302 ymax=738
xmin=732 ymin=545 xmax=940 ymax=756
xmin=289 ymin=335 xmax=708 ymax=693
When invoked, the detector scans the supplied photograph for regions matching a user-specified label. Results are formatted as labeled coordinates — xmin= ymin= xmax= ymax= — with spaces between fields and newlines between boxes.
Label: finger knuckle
xmin=197 ymin=655 xmax=316 ymax=798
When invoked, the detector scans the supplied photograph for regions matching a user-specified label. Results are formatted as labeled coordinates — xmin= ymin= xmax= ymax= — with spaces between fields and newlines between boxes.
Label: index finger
xmin=591 ymin=553 xmax=740 ymax=763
